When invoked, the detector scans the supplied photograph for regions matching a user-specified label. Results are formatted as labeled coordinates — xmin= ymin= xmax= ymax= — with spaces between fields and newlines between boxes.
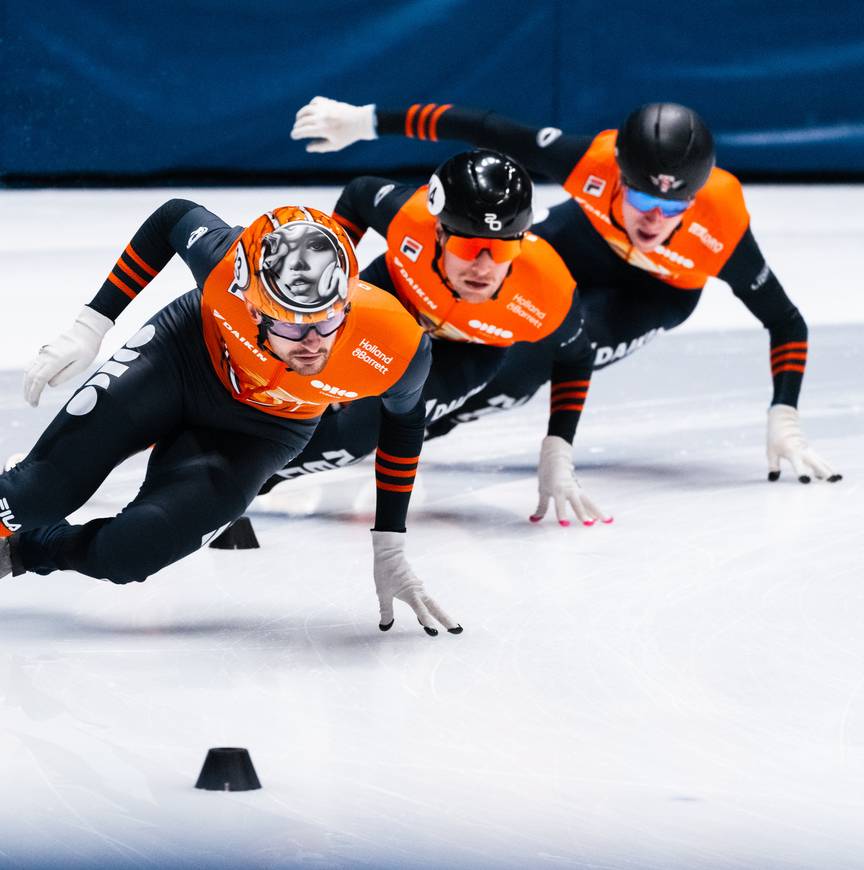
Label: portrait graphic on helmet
xmin=238 ymin=206 xmax=359 ymax=326
xmin=260 ymin=223 xmax=346 ymax=313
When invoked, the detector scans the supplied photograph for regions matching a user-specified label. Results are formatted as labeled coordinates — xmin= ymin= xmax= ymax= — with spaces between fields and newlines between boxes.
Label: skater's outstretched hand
xmin=372 ymin=531 xmax=462 ymax=636
xmin=24 ymin=306 xmax=113 ymax=406
xmin=530 ymin=435 xmax=613 ymax=527
xmin=291 ymin=96 xmax=376 ymax=153
xmin=767 ymin=405 xmax=841 ymax=483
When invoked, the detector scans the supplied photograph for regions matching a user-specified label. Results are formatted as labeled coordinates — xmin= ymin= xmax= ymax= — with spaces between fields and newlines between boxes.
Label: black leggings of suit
xmin=0 ymin=291 xmax=316 ymax=583
xmin=260 ymin=256 xmax=506 ymax=489
xmin=422 ymin=280 xmax=701 ymax=438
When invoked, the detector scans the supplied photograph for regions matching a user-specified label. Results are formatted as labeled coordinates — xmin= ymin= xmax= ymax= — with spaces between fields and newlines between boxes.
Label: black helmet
xmin=427 ymin=150 xmax=533 ymax=238
xmin=615 ymin=103 xmax=715 ymax=200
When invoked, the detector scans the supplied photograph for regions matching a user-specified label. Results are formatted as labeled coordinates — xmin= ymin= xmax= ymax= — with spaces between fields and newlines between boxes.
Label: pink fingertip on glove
xmin=583 ymin=519 xmax=595 ymax=527
xmin=559 ymin=520 xmax=571 ymax=527
xmin=529 ymin=515 xmax=542 ymax=524
xmin=602 ymin=517 xmax=614 ymax=524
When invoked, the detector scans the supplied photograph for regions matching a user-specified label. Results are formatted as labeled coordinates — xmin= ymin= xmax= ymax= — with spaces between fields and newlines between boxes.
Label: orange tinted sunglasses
xmin=443 ymin=234 xmax=523 ymax=263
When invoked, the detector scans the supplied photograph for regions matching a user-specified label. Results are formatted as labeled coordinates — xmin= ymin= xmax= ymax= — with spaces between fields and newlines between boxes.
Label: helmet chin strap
xmin=431 ymin=237 xmax=459 ymax=299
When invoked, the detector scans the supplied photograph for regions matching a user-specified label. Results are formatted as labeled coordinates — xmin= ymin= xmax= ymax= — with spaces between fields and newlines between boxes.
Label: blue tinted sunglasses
xmin=624 ymin=187 xmax=692 ymax=218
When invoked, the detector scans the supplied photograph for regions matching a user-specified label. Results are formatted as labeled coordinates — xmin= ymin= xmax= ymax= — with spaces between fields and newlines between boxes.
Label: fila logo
xmin=400 ymin=236 xmax=423 ymax=262
xmin=468 ymin=319 xmax=513 ymax=339
xmin=536 ymin=127 xmax=562 ymax=148
xmin=311 ymin=379 xmax=358 ymax=399
xmin=0 ymin=498 xmax=21 ymax=533
xmin=583 ymin=175 xmax=606 ymax=197
xmin=374 ymin=184 xmax=395 ymax=207
xmin=484 ymin=213 xmax=502 ymax=231
xmin=187 ymin=226 xmax=208 ymax=248
xmin=650 ymin=173 xmax=684 ymax=193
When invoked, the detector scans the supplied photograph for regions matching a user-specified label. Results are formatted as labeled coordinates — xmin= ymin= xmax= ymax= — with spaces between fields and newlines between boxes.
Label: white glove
xmin=291 ymin=96 xmax=377 ymax=153
xmin=371 ymin=531 xmax=462 ymax=636
xmin=24 ymin=306 xmax=113 ymax=407
xmin=530 ymin=435 xmax=613 ymax=526
xmin=766 ymin=404 xmax=841 ymax=483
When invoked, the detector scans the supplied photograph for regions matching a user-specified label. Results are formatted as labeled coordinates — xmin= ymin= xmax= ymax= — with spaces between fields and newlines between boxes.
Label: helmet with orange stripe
xmin=235 ymin=206 xmax=359 ymax=328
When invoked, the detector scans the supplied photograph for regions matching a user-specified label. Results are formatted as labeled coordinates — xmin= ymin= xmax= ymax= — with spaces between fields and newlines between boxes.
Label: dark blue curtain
xmin=3 ymin=0 xmax=862 ymax=178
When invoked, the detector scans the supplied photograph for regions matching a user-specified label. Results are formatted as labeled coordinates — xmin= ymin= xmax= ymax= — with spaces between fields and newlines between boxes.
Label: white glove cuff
xmin=359 ymin=104 xmax=377 ymax=141
xmin=767 ymin=404 xmax=799 ymax=423
xmin=75 ymin=306 xmax=114 ymax=339
xmin=371 ymin=529 xmax=406 ymax=555
xmin=539 ymin=434 xmax=573 ymax=467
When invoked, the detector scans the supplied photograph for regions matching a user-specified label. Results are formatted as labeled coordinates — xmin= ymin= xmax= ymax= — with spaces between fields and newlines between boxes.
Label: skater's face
xmin=620 ymin=186 xmax=690 ymax=253
xmin=246 ymin=303 xmax=339 ymax=374
xmin=267 ymin=325 xmax=338 ymax=374
xmin=436 ymin=226 xmax=515 ymax=303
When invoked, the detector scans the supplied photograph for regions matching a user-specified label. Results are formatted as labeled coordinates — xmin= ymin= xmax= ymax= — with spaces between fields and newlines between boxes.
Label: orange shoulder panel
xmin=561 ymin=131 xmax=751 ymax=287
xmin=384 ymin=188 xmax=575 ymax=345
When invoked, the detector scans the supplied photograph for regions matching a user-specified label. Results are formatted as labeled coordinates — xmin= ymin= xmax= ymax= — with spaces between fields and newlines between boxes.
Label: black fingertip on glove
xmin=448 ymin=625 xmax=464 ymax=635
xmin=379 ymin=620 xmax=394 ymax=632
xmin=828 ymin=474 xmax=843 ymax=483
xmin=798 ymin=475 xmax=811 ymax=484
xmin=768 ymin=471 xmax=780 ymax=482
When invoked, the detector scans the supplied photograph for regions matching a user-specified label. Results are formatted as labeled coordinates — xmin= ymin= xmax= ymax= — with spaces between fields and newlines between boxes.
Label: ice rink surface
xmin=0 ymin=185 xmax=862 ymax=869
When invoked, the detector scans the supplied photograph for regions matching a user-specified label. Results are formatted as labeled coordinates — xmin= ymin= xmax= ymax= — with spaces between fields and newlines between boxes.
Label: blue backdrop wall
xmin=4 ymin=1 xmax=863 ymax=181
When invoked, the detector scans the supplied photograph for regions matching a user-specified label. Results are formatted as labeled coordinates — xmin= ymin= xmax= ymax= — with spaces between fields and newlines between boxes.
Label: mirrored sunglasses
xmin=624 ymin=187 xmax=692 ymax=218
xmin=444 ymin=234 xmax=523 ymax=264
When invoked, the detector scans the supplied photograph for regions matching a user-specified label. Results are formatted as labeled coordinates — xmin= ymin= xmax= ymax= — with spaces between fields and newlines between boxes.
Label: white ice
xmin=0 ymin=185 xmax=862 ymax=869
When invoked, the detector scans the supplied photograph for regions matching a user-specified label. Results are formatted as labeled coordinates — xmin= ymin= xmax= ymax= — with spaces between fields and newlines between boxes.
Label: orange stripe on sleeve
xmin=124 ymin=244 xmax=157 ymax=277
xmin=552 ymin=380 xmax=591 ymax=391
xmin=374 ymin=462 xmax=416 ymax=479
xmin=404 ymin=104 xmax=421 ymax=138
xmin=116 ymin=257 xmax=149 ymax=287
xmin=427 ymin=104 xmax=452 ymax=141
xmin=771 ymin=351 xmax=807 ymax=364
xmin=551 ymin=402 xmax=585 ymax=413
xmin=551 ymin=390 xmax=588 ymax=400
xmin=771 ymin=341 xmax=808 ymax=358
xmin=376 ymin=449 xmax=420 ymax=465
xmin=376 ymin=481 xmax=415 ymax=493
xmin=107 ymin=271 xmax=138 ymax=300
xmin=416 ymin=104 xmax=436 ymax=141
xmin=772 ymin=364 xmax=806 ymax=375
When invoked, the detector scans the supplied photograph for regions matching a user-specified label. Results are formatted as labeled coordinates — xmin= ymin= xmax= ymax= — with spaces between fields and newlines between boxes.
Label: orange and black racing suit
xmin=375 ymin=104 xmax=810 ymax=436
